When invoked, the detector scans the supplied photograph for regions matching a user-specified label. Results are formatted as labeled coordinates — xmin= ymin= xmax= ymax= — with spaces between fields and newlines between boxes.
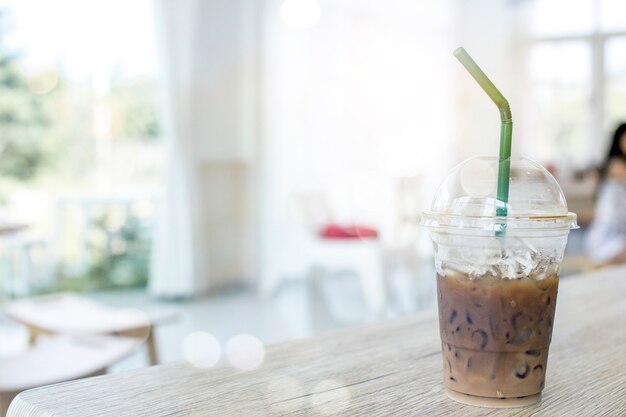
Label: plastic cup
xmin=421 ymin=157 xmax=577 ymax=408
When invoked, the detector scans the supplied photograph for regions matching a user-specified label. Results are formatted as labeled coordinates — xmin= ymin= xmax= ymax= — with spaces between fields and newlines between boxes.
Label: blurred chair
xmin=270 ymin=176 xmax=425 ymax=317
xmin=3 ymin=293 xmax=177 ymax=365
xmin=381 ymin=175 xmax=433 ymax=311
xmin=280 ymin=190 xmax=387 ymax=316
xmin=1 ymin=335 xmax=138 ymax=417
xmin=303 ymin=238 xmax=386 ymax=316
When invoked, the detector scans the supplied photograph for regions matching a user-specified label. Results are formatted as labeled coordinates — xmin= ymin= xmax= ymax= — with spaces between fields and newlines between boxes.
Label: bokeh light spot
xmin=182 ymin=331 xmax=221 ymax=368
xmin=310 ymin=379 xmax=352 ymax=415
xmin=27 ymin=70 xmax=60 ymax=95
xmin=225 ymin=333 xmax=265 ymax=371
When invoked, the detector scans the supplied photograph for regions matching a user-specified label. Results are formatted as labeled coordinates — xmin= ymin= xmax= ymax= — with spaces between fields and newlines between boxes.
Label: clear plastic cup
xmin=421 ymin=157 xmax=577 ymax=408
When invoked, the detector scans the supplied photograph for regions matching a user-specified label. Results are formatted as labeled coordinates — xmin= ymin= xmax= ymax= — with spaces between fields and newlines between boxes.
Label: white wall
xmin=451 ymin=0 xmax=529 ymax=162
xmin=258 ymin=0 xmax=460 ymax=291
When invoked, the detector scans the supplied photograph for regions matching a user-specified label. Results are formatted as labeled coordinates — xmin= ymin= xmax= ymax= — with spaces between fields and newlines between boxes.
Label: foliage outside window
xmin=0 ymin=2 xmax=161 ymax=293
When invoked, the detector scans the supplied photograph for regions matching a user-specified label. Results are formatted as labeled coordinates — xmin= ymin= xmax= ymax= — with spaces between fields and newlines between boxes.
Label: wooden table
xmin=3 ymin=294 xmax=177 ymax=365
xmin=8 ymin=267 xmax=626 ymax=416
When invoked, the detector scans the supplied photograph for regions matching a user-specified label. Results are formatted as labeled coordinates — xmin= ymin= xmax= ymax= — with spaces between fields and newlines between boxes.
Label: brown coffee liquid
xmin=437 ymin=271 xmax=558 ymax=400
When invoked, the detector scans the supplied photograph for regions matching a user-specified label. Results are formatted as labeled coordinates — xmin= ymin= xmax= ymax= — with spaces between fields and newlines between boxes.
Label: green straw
xmin=453 ymin=47 xmax=512 ymax=218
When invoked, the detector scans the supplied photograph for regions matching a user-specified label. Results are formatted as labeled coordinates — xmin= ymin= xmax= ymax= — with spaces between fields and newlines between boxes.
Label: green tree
xmin=0 ymin=13 xmax=54 ymax=182
xmin=111 ymin=78 xmax=161 ymax=141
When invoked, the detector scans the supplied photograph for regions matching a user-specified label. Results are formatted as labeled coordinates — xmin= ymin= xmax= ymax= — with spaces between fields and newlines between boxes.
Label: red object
xmin=319 ymin=223 xmax=379 ymax=240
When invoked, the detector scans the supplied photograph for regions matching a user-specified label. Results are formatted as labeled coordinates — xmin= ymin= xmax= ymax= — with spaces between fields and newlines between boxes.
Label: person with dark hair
xmin=585 ymin=123 xmax=626 ymax=263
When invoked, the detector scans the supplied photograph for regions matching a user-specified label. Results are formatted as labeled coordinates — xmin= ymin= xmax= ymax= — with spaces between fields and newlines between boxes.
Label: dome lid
xmin=421 ymin=157 xmax=577 ymax=231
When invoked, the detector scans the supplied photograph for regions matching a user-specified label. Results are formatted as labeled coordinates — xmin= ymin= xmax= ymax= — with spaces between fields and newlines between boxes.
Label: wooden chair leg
xmin=27 ymin=327 xmax=39 ymax=346
xmin=146 ymin=332 xmax=158 ymax=366
xmin=118 ymin=326 xmax=157 ymax=365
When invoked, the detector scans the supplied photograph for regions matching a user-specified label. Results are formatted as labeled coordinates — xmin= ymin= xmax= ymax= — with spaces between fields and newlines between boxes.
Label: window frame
xmin=528 ymin=4 xmax=626 ymax=167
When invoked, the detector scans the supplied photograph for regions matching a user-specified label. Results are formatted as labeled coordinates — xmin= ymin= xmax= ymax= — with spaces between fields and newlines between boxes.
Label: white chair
xmin=260 ymin=188 xmax=387 ymax=316
xmin=381 ymin=175 xmax=434 ymax=310
xmin=1 ymin=335 xmax=138 ymax=417
xmin=262 ymin=176 xmax=426 ymax=317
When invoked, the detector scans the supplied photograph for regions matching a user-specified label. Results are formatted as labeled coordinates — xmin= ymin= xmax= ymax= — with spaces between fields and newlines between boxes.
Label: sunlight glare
xmin=225 ymin=334 xmax=265 ymax=371
xmin=280 ymin=0 xmax=321 ymax=30
xmin=182 ymin=331 xmax=221 ymax=368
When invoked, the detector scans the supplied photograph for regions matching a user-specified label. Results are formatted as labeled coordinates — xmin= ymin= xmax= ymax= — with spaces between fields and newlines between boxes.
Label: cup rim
xmin=420 ymin=211 xmax=578 ymax=231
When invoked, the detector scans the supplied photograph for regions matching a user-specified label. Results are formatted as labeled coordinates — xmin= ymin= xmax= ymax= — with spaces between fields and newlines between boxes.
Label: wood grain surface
xmin=8 ymin=266 xmax=626 ymax=416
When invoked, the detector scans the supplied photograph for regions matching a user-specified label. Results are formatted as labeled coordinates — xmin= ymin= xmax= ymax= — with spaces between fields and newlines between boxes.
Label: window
xmin=527 ymin=0 xmax=626 ymax=169
xmin=0 ymin=0 xmax=161 ymax=291
xmin=529 ymin=41 xmax=592 ymax=167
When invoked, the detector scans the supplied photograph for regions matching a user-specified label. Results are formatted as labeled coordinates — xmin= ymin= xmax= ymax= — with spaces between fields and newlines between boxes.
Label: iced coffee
xmin=421 ymin=156 xmax=577 ymax=407
xmin=437 ymin=271 xmax=558 ymax=403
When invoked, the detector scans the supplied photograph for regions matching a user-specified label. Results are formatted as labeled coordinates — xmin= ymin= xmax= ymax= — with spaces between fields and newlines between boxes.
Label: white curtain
xmin=150 ymin=0 xmax=258 ymax=297
xmin=150 ymin=0 xmax=209 ymax=297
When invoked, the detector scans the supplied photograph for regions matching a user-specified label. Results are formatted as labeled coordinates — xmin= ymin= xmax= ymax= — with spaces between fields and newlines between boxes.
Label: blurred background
xmin=0 ymin=0 xmax=625 ymax=401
